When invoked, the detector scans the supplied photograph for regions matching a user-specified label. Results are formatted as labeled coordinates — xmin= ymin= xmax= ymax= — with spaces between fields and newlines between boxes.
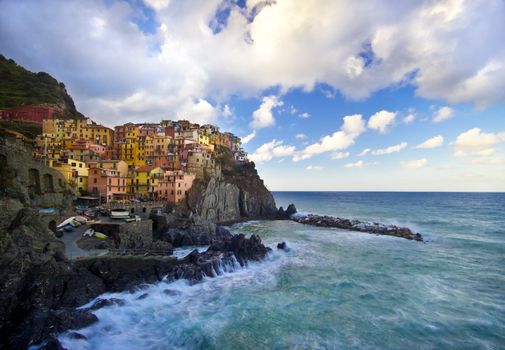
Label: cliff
xmin=183 ymin=148 xmax=277 ymax=223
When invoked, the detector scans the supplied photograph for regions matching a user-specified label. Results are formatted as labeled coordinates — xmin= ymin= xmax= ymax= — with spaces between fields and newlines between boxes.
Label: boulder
xmin=285 ymin=204 xmax=297 ymax=217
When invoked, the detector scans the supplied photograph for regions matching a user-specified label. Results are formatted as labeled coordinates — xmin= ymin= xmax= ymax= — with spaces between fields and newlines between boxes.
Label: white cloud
xmin=250 ymin=96 xmax=283 ymax=129
xmin=357 ymin=148 xmax=371 ymax=156
xmin=248 ymin=139 xmax=295 ymax=163
xmin=433 ymin=106 xmax=455 ymax=123
xmin=293 ymin=114 xmax=365 ymax=161
xmin=403 ymin=114 xmax=415 ymax=124
xmin=401 ymin=158 xmax=428 ymax=169
xmin=468 ymin=157 xmax=505 ymax=166
xmin=299 ymin=112 xmax=310 ymax=118
xmin=306 ymin=165 xmax=324 ymax=171
xmin=143 ymin=0 xmax=170 ymax=11
xmin=415 ymin=135 xmax=444 ymax=149
xmin=295 ymin=133 xmax=307 ymax=140
xmin=453 ymin=128 xmax=505 ymax=156
xmin=331 ymin=151 xmax=350 ymax=159
xmin=241 ymin=130 xmax=256 ymax=144
xmin=222 ymin=104 xmax=232 ymax=118
xmin=344 ymin=160 xmax=378 ymax=169
xmin=2 ymin=0 xmax=505 ymax=126
xmin=368 ymin=110 xmax=397 ymax=133
xmin=371 ymin=142 xmax=408 ymax=155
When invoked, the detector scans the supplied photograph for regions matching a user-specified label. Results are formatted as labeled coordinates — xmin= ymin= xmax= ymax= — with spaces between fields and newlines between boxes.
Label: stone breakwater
xmin=280 ymin=205 xmax=423 ymax=241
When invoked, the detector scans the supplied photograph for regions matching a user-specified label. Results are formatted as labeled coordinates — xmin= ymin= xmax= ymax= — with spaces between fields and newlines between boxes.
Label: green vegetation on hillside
xmin=0 ymin=54 xmax=82 ymax=118
xmin=0 ymin=120 xmax=42 ymax=139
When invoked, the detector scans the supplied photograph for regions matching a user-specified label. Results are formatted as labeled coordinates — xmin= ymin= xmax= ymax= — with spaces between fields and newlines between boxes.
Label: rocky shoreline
xmin=278 ymin=204 xmax=423 ymax=241
xmin=13 ymin=230 xmax=272 ymax=349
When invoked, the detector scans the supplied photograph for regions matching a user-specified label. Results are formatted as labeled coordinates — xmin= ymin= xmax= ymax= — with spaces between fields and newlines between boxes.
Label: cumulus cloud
xmin=403 ymin=114 xmax=415 ymax=124
xmin=248 ymin=139 xmax=295 ymax=163
xmin=331 ymin=151 xmax=350 ymax=159
xmin=433 ymin=106 xmax=455 ymax=123
xmin=415 ymin=135 xmax=444 ymax=149
xmin=344 ymin=160 xmax=378 ymax=169
xmin=371 ymin=142 xmax=408 ymax=155
xmin=357 ymin=148 xmax=371 ymax=156
xmin=250 ymin=96 xmax=283 ymax=129
xmin=293 ymin=114 xmax=365 ymax=161
xmin=241 ymin=130 xmax=256 ymax=144
xmin=368 ymin=110 xmax=397 ymax=133
xmin=306 ymin=165 xmax=324 ymax=171
xmin=299 ymin=112 xmax=310 ymax=118
xmin=452 ymin=128 xmax=505 ymax=156
xmin=1 ymin=0 xmax=505 ymax=126
xmin=401 ymin=158 xmax=428 ymax=169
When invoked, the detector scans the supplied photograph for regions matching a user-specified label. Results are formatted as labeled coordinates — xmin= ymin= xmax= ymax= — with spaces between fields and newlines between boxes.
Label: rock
xmin=136 ymin=293 xmax=149 ymax=300
xmin=67 ymin=332 xmax=87 ymax=340
xmin=285 ymin=204 xmax=297 ymax=217
xmin=163 ymin=289 xmax=182 ymax=296
xmin=88 ymin=298 xmax=126 ymax=311
xmin=277 ymin=241 xmax=287 ymax=250
xmin=276 ymin=206 xmax=286 ymax=219
xmin=40 ymin=336 xmax=67 ymax=350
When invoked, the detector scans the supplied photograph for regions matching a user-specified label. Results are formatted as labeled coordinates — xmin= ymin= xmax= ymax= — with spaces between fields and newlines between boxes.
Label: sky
xmin=1 ymin=0 xmax=505 ymax=191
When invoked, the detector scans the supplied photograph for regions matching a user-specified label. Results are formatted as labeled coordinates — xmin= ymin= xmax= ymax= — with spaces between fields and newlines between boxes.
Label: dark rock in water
xmin=163 ymin=289 xmax=182 ymax=296
xmin=40 ymin=336 xmax=66 ymax=350
xmin=290 ymin=213 xmax=423 ymax=242
xmin=277 ymin=242 xmax=287 ymax=250
xmin=276 ymin=207 xmax=286 ymax=219
xmin=88 ymin=298 xmax=126 ymax=311
xmin=285 ymin=204 xmax=297 ymax=217
xmin=136 ymin=293 xmax=149 ymax=300
xmin=68 ymin=332 xmax=87 ymax=340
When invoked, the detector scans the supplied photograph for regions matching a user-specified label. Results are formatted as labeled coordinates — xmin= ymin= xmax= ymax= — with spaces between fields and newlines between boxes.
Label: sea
xmin=57 ymin=192 xmax=505 ymax=350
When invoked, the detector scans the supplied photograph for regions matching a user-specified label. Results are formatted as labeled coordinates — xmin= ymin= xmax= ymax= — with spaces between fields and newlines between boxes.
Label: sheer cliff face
xmin=185 ymin=163 xmax=277 ymax=223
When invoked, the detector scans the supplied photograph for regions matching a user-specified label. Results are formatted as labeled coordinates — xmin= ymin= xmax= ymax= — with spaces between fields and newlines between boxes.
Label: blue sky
xmin=1 ymin=0 xmax=504 ymax=191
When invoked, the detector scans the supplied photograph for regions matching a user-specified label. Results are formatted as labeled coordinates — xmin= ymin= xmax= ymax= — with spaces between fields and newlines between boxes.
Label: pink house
xmin=88 ymin=166 xmax=133 ymax=202
xmin=156 ymin=170 xmax=195 ymax=203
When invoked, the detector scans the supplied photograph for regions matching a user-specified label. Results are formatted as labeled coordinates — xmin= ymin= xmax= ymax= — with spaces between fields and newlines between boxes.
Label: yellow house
xmin=121 ymin=139 xmax=146 ymax=168
xmin=67 ymin=159 xmax=88 ymax=194
xmin=197 ymin=132 xmax=214 ymax=152
xmin=148 ymin=167 xmax=164 ymax=198
xmin=134 ymin=165 xmax=158 ymax=196
xmin=49 ymin=160 xmax=78 ymax=193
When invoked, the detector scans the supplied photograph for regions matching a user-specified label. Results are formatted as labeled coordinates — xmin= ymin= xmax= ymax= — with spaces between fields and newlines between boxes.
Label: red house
xmin=0 ymin=104 xmax=61 ymax=124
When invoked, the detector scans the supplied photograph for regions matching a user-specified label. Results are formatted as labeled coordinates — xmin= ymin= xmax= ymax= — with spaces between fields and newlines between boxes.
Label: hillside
xmin=0 ymin=54 xmax=82 ymax=118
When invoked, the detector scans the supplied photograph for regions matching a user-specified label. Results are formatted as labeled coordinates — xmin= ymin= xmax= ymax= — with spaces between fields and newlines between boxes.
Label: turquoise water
xmin=59 ymin=192 xmax=505 ymax=349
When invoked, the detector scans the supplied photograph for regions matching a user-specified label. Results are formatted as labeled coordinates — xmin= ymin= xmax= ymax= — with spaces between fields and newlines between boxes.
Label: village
xmin=1 ymin=104 xmax=248 ymax=205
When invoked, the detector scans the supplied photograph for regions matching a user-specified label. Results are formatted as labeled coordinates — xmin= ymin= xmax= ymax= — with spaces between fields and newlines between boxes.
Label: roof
xmin=135 ymin=165 xmax=157 ymax=172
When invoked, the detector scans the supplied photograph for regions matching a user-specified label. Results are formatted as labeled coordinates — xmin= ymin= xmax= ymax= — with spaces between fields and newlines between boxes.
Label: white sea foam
xmin=57 ymin=250 xmax=291 ymax=350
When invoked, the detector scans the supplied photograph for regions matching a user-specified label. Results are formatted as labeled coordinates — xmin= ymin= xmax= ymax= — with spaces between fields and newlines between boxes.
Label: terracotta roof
xmin=135 ymin=165 xmax=157 ymax=172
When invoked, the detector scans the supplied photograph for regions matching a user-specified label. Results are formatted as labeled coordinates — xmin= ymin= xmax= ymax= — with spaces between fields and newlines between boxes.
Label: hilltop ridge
xmin=0 ymin=54 xmax=82 ymax=118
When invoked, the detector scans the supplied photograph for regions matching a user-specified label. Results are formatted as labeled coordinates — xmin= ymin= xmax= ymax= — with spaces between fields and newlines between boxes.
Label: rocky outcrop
xmin=284 ymin=204 xmax=423 ymax=241
xmin=190 ymin=175 xmax=277 ymax=223
xmin=276 ymin=204 xmax=297 ymax=219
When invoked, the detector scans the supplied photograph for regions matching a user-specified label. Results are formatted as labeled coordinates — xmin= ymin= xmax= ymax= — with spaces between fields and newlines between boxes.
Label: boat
xmin=109 ymin=208 xmax=130 ymax=220
xmin=83 ymin=228 xmax=108 ymax=239
xmin=74 ymin=216 xmax=88 ymax=224
xmin=63 ymin=224 xmax=74 ymax=232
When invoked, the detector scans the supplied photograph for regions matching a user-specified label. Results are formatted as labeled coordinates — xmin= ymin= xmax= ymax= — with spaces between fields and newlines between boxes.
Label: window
xmin=93 ymin=178 xmax=97 ymax=184
xmin=71 ymin=162 xmax=76 ymax=167
xmin=79 ymin=177 xmax=82 ymax=183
